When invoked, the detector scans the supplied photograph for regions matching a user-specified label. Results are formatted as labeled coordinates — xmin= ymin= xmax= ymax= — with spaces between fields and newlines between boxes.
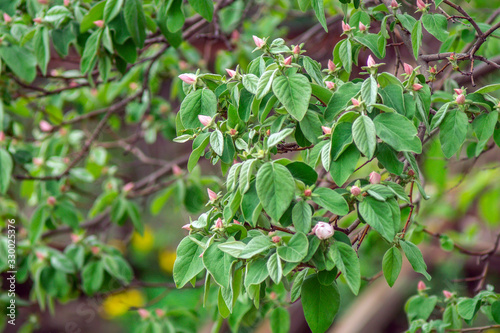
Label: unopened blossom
xmin=454 ymin=88 xmax=463 ymax=95
xmin=178 ymin=73 xmax=196 ymax=85
xmin=229 ymin=128 xmax=237 ymax=136
xmin=359 ymin=22 xmax=367 ymax=32
xmin=40 ymin=120 xmax=53 ymax=132
xmin=284 ymin=56 xmax=292 ymax=65
xmin=0 ymin=131 xmax=5 ymax=142
xmin=226 ymin=68 xmax=236 ymax=77
xmin=312 ymin=222 xmax=334 ymax=240
xmin=207 ymin=188 xmax=217 ymax=201
xmin=351 ymin=98 xmax=361 ymax=107
xmin=47 ymin=196 xmax=56 ymax=206
xmin=35 ymin=251 xmax=46 ymax=261
xmin=416 ymin=0 xmax=427 ymax=11
xmin=70 ymin=234 xmax=81 ymax=243
xmin=198 ymin=115 xmax=212 ymax=127
xmin=33 ymin=18 xmax=42 ymax=24
xmin=413 ymin=83 xmax=423 ymax=91
xmin=369 ymin=171 xmax=381 ymax=184
xmin=456 ymin=94 xmax=466 ymax=105
xmin=91 ymin=246 xmax=100 ymax=255
xmin=214 ymin=218 xmax=223 ymax=229
xmin=123 ymin=182 xmax=134 ymax=192
xmin=64 ymin=0 xmax=70 ymax=6
xmin=38 ymin=0 xmax=48 ymax=4
xmin=93 ymin=20 xmax=104 ymax=28
xmin=252 ymin=35 xmax=265 ymax=48
xmin=417 ymin=280 xmax=426 ymax=291
xmin=272 ymin=236 xmax=281 ymax=243
xmin=326 ymin=81 xmax=335 ymax=90
xmin=443 ymin=290 xmax=453 ymax=299
xmin=341 ymin=21 xmax=352 ymax=33
xmin=155 ymin=309 xmax=165 ymax=317
xmin=233 ymin=219 xmax=241 ymax=225
xmin=33 ymin=157 xmax=43 ymax=166
xmin=328 ymin=59 xmax=336 ymax=72
xmin=3 ymin=13 xmax=12 ymax=23
xmin=367 ymin=55 xmax=376 ymax=67
xmin=137 ymin=309 xmax=150 ymax=319
xmin=304 ymin=189 xmax=312 ymax=197
xmin=322 ymin=126 xmax=331 ymax=135
xmin=350 ymin=186 xmax=361 ymax=196
xmin=172 ymin=164 xmax=182 ymax=176
xmin=181 ymin=224 xmax=191 ymax=231
xmin=429 ymin=66 xmax=436 ymax=74
xmin=293 ymin=45 xmax=300 ymax=54
xmin=390 ymin=0 xmax=399 ymax=8
xmin=404 ymin=63 xmax=414 ymax=76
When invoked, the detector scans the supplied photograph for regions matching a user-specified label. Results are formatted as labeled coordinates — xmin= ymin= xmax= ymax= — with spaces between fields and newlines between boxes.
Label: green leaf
xmin=272 ymin=73 xmax=311 ymax=121
xmin=474 ymin=83 xmax=500 ymax=94
xmin=407 ymin=295 xmax=438 ymax=321
xmin=292 ymin=201 xmax=312 ymax=234
xmin=399 ymin=240 xmax=431 ymax=280
xmin=457 ymin=298 xmax=481 ymax=321
xmin=361 ymin=76 xmax=378 ymax=112
xmin=277 ymin=232 xmax=309 ymax=262
xmin=256 ymin=162 xmax=295 ymax=221
xmin=396 ymin=14 xmax=417 ymax=32
xmin=301 ymin=275 xmax=340 ymax=333
xmin=358 ymin=197 xmax=395 ymax=242
xmin=0 ymin=45 xmax=37 ymax=83
xmin=352 ymin=115 xmax=376 ymax=159
xmin=339 ymin=38 xmax=352 ymax=73
xmin=491 ymin=300 xmax=500 ymax=324
xmin=256 ymin=69 xmax=277 ymax=100
xmin=173 ymin=235 xmax=205 ymax=288
xmin=124 ymin=0 xmax=147 ymax=47
xmin=270 ymin=307 xmax=290 ymax=333
xmin=330 ymin=144 xmax=360 ymax=186
xmin=382 ymin=247 xmax=402 ymax=287
xmin=80 ymin=29 xmax=103 ymax=74
xmin=210 ymin=130 xmax=224 ymax=156
xmin=80 ymin=1 xmax=106 ymax=32
xmin=188 ymin=0 xmax=213 ymax=22
xmin=0 ymin=148 xmax=12 ymax=194
xmin=203 ymin=243 xmax=235 ymax=289
xmin=268 ymin=127 xmax=294 ymax=148
xmin=166 ymin=0 xmax=185 ymax=32
xmin=34 ymin=27 xmax=50 ymax=76
xmin=374 ymin=112 xmax=422 ymax=153
xmin=324 ymin=82 xmax=362 ymax=121
xmin=82 ymin=261 xmax=104 ymax=295
xmin=242 ymin=74 xmax=259 ymax=94
xmin=244 ymin=257 xmax=269 ymax=288
xmin=330 ymin=122 xmax=353 ymax=161
xmin=444 ymin=305 xmax=462 ymax=329
xmin=180 ymin=89 xmax=217 ymax=129
xmin=267 ymin=253 xmax=283 ymax=284
xmin=311 ymin=0 xmax=327 ymax=32
xmin=354 ymin=33 xmax=386 ymax=59
xmin=102 ymin=255 xmax=133 ymax=283
xmin=291 ymin=268 xmax=309 ymax=302
xmin=239 ymin=236 xmax=274 ymax=259
xmin=473 ymin=111 xmax=498 ymax=156
xmin=329 ymin=242 xmax=360 ymax=295
xmin=238 ymin=159 xmax=257 ymax=194
xmin=439 ymin=109 xmax=468 ymax=158
xmin=29 ymin=206 xmax=48 ymax=244
xmin=312 ymin=187 xmax=349 ymax=215
xmin=411 ymin=20 xmax=422 ymax=59
xmin=303 ymin=57 xmax=325 ymax=87
xmin=104 ymin=0 xmax=124 ymax=22
xmin=377 ymin=143 xmax=404 ymax=175
xmin=430 ymin=102 xmax=451 ymax=130
xmin=379 ymin=84 xmax=405 ymax=115
xmin=127 ymin=202 xmax=143 ymax=235
xmin=422 ymin=14 xmax=449 ymax=42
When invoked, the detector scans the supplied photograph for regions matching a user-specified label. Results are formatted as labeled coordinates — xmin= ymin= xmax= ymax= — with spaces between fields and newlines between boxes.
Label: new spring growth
xmin=369 ymin=171 xmax=381 ymax=184
xmin=404 ymin=63 xmax=414 ymax=76
xmin=70 ymin=234 xmax=81 ymax=243
xmin=366 ymin=55 xmax=376 ymax=67
xmin=207 ymin=188 xmax=218 ymax=202
xmin=321 ymin=126 xmax=331 ymax=135
xmin=359 ymin=22 xmax=367 ymax=32
xmin=283 ymin=56 xmax=293 ymax=66
xmin=293 ymin=44 xmax=300 ymax=55
xmin=456 ymin=94 xmax=466 ymax=105
xmin=312 ymin=222 xmax=334 ymax=240
xmin=443 ymin=290 xmax=453 ymax=299
xmin=3 ymin=13 xmax=12 ymax=23
xmin=225 ymin=68 xmax=236 ymax=78
xmin=64 ymin=0 xmax=70 ymax=6
xmin=172 ymin=164 xmax=183 ymax=176
xmin=91 ymin=246 xmax=100 ymax=255
xmin=39 ymin=120 xmax=53 ymax=132
xmin=214 ymin=218 xmax=223 ymax=229
xmin=198 ymin=115 xmax=212 ymax=127
xmin=178 ymin=73 xmax=196 ymax=85
xmin=272 ymin=236 xmax=281 ymax=243
xmin=93 ymin=20 xmax=104 ymax=28
xmin=390 ymin=0 xmax=399 ymax=9
xmin=454 ymin=88 xmax=463 ymax=95
xmin=417 ymin=281 xmax=426 ymax=291
xmin=325 ymin=81 xmax=335 ymax=90
xmin=181 ymin=224 xmax=191 ymax=231
xmin=252 ymin=35 xmax=265 ymax=48
xmin=328 ymin=59 xmax=336 ymax=72
xmin=137 ymin=309 xmax=150 ymax=320
xmin=33 ymin=17 xmax=43 ymax=24
xmin=304 ymin=189 xmax=312 ymax=197
xmin=155 ymin=309 xmax=165 ymax=318
xmin=35 ymin=251 xmax=46 ymax=261
xmin=350 ymin=186 xmax=361 ymax=196
xmin=47 ymin=196 xmax=56 ymax=206
xmin=351 ymin=98 xmax=361 ymax=107
xmin=341 ymin=21 xmax=352 ymax=34
xmin=412 ymin=83 xmax=423 ymax=91
xmin=123 ymin=182 xmax=134 ymax=193
xmin=416 ymin=0 xmax=429 ymax=12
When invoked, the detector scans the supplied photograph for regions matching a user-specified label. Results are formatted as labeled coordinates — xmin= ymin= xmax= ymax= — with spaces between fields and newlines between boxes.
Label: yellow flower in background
xmin=159 ymin=249 xmax=177 ymax=274
xmin=102 ymin=289 xmax=145 ymax=318
xmin=132 ymin=226 xmax=155 ymax=252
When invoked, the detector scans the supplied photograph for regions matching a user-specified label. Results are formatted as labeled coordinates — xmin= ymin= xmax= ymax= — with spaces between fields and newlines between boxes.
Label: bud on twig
xmin=412 ymin=83 xmax=423 ymax=91
xmin=207 ymin=188 xmax=217 ymax=202
xmin=33 ymin=17 xmax=43 ymax=24
xmin=293 ymin=45 xmax=300 ymax=55
xmin=181 ymin=224 xmax=191 ymax=231
xmin=312 ymin=222 xmax=334 ymax=240
xmin=390 ymin=0 xmax=399 ymax=8
xmin=214 ymin=218 xmax=223 ymax=229
xmin=39 ymin=120 xmax=53 ymax=132
xmin=138 ymin=309 xmax=150 ymax=319
xmin=225 ymin=69 xmax=236 ymax=78
xmin=0 ymin=131 xmax=5 ymax=142
xmin=417 ymin=280 xmax=426 ymax=291
xmin=366 ymin=55 xmax=376 ymax=67
xmin=341 ymin=21 xmax=352 ymax=33
xmin=325 ymin=81 xmax=335 ymax=90
xmin=283 ymin=56 xmax=292 ymax=65
xmin=369 ymin=171 xmax=381 ymax=184
xmin=456 ymin=94 xmax=466 ymax=105
xmin=443 ymin=290 xmax=453 ymax=299
xmin=416 ymin=0 xmax=428 ymax=11
xmin=155 ymin=309 xmax=165 ymax=317
xmin=93 ymin=20 xmax=104 ymax=28
xmin=328 ymin=59 xmax=336 ymax=72
xmin=403 ymin=63 xmax=413 ymax=76
xmin=3 ymin=13 xmax=12 ymax=23
xmin=359 ymin=22 xmax=367 ymax=32
xmin=321 ymin=126 xmax=331 ymax=135
xmin=64 ymin=0 xmax=70 ymax=6
xmin=123 ymin=182 xmax=134 ymax=193
xmin=178 ymin=73 xmax=196 ymax=85
xmin=454 ymin=88 xmax=463 ymax=95
xmin=47 ymin=196 xmax=56 ymax=206
xmin=252 ymin=35 xmax=265 ymax=48
xmin=172 ymin=164 xmax=183 ymax=176
xmin=351 ymin=98 xmax=361 ymax=107
xmin=304 ymin=189 xmax=312 ymax=197
xmin=198 ymin=115 xmax=212 ymax=127
xmin=272 ymin=236 xmax=281 ymax=243
xmin=350 ymin=186 xmax=361 ymax=196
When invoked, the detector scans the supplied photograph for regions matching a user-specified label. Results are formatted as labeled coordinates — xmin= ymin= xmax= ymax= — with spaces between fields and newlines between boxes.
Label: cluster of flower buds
xmin=454 ymin=88 xmax=466 ymax=105
xmin=312 ymin=222 xmax=334 ymax=240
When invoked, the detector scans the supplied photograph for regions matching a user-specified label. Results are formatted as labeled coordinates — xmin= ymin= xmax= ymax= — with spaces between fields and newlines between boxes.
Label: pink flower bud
xmin=3 ymin=13 xmax=12 ymax=23
xmin=272 ymin=236 xmax=281 ymax=243
xmin=359 ymin=22 xmax=367 ymax=32
xmin=123 ymin=182 xmax=134 ymax=192
xmin=252 ymin=35 xmax=265 ymax=48
xmin=91 ymin=246 xmax=100 ymax=255
xmin=35 ymin=251 xmax=46 ymax=261
xmin=64 ymin=0 xmax=70 ymax=6
xmin=390 ymin=0 xmax=399 ymax=8
xmin=417 ymin=280 xmax=426 ymax=291
xmin=181 ymin=224 xmax=191 ymax=231
xmin=443 ymin=290 xmax=453 ymax=299
xmin=341 ymin=21 xmax=351 ymax=33
xmin=229 ymin=128 xmax=237 ymax=136
xmin=215 ymin=218 xmax=223 ymax=229
xmin=199 ymin=252 xmax=204 ymax=258
xmin=0 ymin=131 xmax=5 ymax=142
xmin=33 ymin=157 xmax=43 ymax=166
xmin=350 ymin=186 xmax=361 ymax=196
xmin=70 ymin=234 xmax=81 ymax=243
xmin=454 ymin=88 xmax=463 ymax=95
xmin=226 ymin=69 xmax=236 ymax=77
xmin=312 ymin=222 xmax=334 ymax=240
xmin=233 ymin=219 xmax=241 ymax=225
xmin=284 ymin=56 xmax=292 ymax=65
xmin=172 ymin=164 xmax=182 ymax=176
xmin=137 ymin=309 xmax=150 ymax=319
xmin=304 ymin=189 xmax=312 ymax=197
xmin=417 ymin=0 xmax=427 ymax=10
xmin=328 ymin=59 xmax=336 ymax=72
xmin=429 ymin=67 xmax=436 ymax=74
xmin=155 ymin=309 xmax=165 ymax=317
xmin=33 ymin=18 xmax=43 ymax=24
xmin=38 ymin=0 xmax=48 ymax=4
xmin=449 ymin=54 xmax=455 ymax=61
xmin=207 ymin=188 xmax=217 ymax=201
xmin=456 ymin=94 xmax=465 ymax=105
xmin=403 ymin=63 xmax=414 ymax=76
xmin=293 ymin=45 xmax=300 ymax=54
xmin=322 ymin=126 xmax=331 ymax=135
xmin=270 ymin=291 xmax=277 ymax=300
xmin=47 ymin=196 xmax=56 ymax=206
xmin=198 ymin=115 xmax=212 ymax=127
xmin=351 ymin=98 xmax=360 ymax=107
xmin=178 ymin=73 xmax=196 ymax=85
xmin=325 ymin=81 xmax=335 ymax=90
xmin=93 ymin=20 xmax=104 ymax=28
xmin=413 ymin=83 xmax=423 ymax=91
xmin=231 ymin=30 xmax=239 ymax=42
xmin=367 ymin=55 xmax=376 ymax=67
xmin=369 ymin=171 xmax=381 ymax=184
xmin=39 ymin=120 xmax=53 ymax=132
